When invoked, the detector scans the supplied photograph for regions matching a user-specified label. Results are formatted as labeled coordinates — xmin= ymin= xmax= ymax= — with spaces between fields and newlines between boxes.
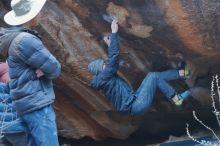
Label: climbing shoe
xmin=183 ymin=64 xmax=191 ymax=79
xmin=180 ymin=61 xmax=191 ymax=79
xmin=171 ymin=94 xmax=183 ymax=106
xmin=171 ymin=90 xmax=191 ymax=106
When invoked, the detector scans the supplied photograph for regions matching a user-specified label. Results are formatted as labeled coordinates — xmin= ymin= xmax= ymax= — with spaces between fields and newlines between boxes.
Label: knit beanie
xmin=88 ymin=59 xmax=104 ymax=75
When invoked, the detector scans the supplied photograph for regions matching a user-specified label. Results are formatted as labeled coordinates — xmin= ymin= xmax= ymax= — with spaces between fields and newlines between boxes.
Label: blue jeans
xmin=131 ymin=69 xmax=180 ymax=115
xmin=3 ymin=132 xmax=28 ymax=146
xmin=22 ymin=105 xmax=59 ymax=146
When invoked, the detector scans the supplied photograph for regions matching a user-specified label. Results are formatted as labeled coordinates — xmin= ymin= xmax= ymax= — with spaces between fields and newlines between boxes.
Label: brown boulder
xmin=0 ymin=0 xmax=220 ymax=140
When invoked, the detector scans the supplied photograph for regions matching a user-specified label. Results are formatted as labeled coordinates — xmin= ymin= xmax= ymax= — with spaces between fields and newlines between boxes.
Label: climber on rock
xmin=88 ymin=19 xmax=191 ymax=115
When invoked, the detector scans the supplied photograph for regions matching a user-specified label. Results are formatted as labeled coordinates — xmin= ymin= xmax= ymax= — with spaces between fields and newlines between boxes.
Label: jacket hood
xmin=0 ymin=27 xmax=21 ymax=58
xmin=0 ymin=27 xmax=40 ymax=58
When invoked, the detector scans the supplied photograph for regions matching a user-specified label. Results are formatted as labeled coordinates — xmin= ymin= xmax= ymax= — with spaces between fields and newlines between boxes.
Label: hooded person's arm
xmin=0 ymin=83 xmax=9 ymax=94
xmin=16 ymin=33 xmax=61 ymax=79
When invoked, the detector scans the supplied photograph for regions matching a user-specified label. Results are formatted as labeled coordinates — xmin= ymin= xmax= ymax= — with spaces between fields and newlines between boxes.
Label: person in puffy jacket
xmin=1 ymin=0 xmax=61 ymax=145
xmin=88 ymin=19 xmax=191 ymax=115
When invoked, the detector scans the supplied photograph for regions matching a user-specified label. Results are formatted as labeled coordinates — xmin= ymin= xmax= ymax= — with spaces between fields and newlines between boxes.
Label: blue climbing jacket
xmin=0 ymin=27 xmax=61 ymax=115
xmin=91 ymin=33 xmax=135 ymax=112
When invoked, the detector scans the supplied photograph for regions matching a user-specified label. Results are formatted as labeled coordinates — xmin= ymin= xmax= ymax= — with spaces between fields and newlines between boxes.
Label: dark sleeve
xmin=0 ymin=83 xmax=12 ymax=103
xmin=98 ymin=33 xmax=119 ymax=80
xmin=0 ymin=83 xmax=9 ymax=94
xmin=18 ymin=34 xmax=61 ymax=79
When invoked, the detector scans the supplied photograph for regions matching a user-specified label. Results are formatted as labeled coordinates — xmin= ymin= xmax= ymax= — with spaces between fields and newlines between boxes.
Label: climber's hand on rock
xmin=103 ymin=34 xmax=111 ymax=47
xmin=111 ymin=19 xmax=118 ymax=33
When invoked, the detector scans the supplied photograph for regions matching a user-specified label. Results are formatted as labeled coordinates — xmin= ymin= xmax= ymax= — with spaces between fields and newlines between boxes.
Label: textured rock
xmin=1 ymin=0 xmax=220 ymax=140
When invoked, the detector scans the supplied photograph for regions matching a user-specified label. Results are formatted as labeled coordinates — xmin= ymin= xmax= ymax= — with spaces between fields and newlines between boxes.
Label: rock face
xmin=1 ymin=0 xmax=220 ymax=140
